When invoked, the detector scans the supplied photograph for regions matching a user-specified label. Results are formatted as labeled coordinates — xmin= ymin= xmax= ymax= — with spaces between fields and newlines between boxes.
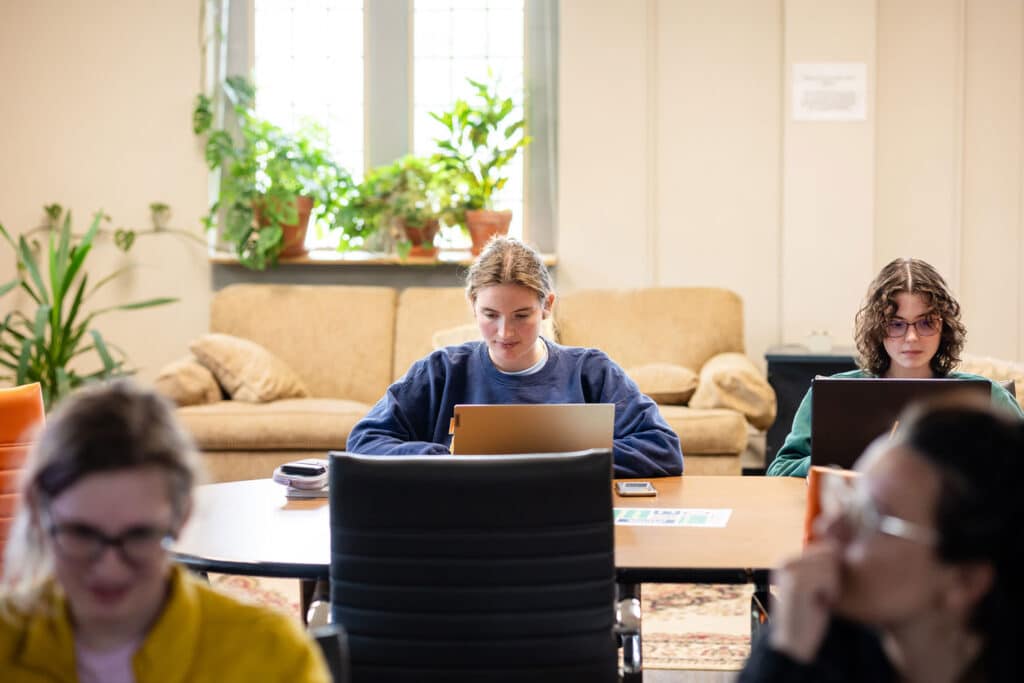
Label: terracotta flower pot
xmin=398 ymin=218 xmax=440 ymax=258
xmin=254 ymin=195 xmax=314 ymax=258
xmin=466 ymin=209 xmax=513 ymax=255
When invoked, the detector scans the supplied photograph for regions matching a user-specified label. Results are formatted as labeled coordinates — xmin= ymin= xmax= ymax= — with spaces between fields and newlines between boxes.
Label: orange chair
xmin=0 ymin=383 xmax=45 ymax=558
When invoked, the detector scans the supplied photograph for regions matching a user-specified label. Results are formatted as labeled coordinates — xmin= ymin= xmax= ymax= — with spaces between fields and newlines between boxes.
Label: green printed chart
xmin=613 ymin=507 xmax=732 ymax=528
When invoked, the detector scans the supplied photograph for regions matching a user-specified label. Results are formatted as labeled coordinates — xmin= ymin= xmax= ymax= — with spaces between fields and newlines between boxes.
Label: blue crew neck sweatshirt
xmin=346 ymin=338 xmax=684 ymax=477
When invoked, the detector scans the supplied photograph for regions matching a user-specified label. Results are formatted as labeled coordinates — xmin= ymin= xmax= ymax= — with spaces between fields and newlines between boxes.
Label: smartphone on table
xmin=272 ymin=459 xmax=329 ymax=490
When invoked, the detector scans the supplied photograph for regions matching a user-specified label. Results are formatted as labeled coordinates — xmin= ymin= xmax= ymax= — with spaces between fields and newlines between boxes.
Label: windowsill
xmin=208 ymin=248 xmax=558 ymax=267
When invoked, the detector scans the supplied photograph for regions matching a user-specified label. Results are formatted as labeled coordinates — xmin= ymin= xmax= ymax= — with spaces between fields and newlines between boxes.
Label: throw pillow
xmin=153 ymin=356 xmax=223 ymax=407
xmin=689 ymin=352 xmax=777 ymax=430
xmin=625 ymin=363 xmax=699 ymax=404
xmin=959 ymin=354 xmax=1024 ymax=405
xmin=190 ymin=333 xmax=310 ymax=403
xmin=431 ymin=322 xmax=481 ymax=350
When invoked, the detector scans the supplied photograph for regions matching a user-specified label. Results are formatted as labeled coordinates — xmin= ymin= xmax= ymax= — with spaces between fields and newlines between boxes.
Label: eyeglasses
xmin=46 ymin=520 xmax=175 ymax=566
xmin=820 ymin=473 xmax=937 ymax=545
xmin=885 ymin=317 xmax=941 ymax=338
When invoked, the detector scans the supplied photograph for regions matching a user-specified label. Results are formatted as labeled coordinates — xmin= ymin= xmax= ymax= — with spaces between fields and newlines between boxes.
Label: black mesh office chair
xmin=327 ymin=448 xmax=624 ymax=682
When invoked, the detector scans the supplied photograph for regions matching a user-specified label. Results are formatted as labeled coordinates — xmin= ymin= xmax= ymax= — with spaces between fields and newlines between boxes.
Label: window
xmin=235 ymin=0 xmax=557 ymax=253
xmin=412 ymin=0 xmax=525 ymax=245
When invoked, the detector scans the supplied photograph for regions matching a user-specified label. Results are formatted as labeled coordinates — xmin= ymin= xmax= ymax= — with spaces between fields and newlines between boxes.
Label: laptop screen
xmin=810 ymin=377 xmax=990 ymax=469
xmin=450 ymin=403 xmax=615 ymax=455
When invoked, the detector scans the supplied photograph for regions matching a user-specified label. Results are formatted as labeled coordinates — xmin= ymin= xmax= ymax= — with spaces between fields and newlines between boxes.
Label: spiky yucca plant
xmin=0 ymin=209 xmax=177 ymax=408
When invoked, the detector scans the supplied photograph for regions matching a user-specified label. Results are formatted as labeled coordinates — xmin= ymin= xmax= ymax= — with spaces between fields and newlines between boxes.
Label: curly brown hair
xmin=854 ymin=258 xmax=966 ymax=376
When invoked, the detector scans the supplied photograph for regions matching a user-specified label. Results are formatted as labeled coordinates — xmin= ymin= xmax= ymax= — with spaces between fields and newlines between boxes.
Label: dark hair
xmin=854 ymin=258 xmax=966 ymax=376
xmin=894 ymin=395 xmax=1024 ymax=680
xmin=464 ymin=236 xmax=554 ymax=304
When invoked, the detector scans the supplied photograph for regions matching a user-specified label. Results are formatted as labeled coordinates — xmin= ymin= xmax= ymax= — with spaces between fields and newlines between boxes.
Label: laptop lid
xmin=810 ymin=377 xmax=990 ymax=469
xmin=450 ymin=403 xmax=615 ymax=455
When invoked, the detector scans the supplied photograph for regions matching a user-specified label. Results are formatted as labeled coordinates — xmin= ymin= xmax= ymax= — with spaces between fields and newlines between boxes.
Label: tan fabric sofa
xmin=169 ymin=284 xmax=771 ymax=481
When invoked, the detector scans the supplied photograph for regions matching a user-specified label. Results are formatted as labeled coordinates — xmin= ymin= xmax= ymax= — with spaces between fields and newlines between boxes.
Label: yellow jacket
xmin=0 ymin=566 xmax=330 ymax=683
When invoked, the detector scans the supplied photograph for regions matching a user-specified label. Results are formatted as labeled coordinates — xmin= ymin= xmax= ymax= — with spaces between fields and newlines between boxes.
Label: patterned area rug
xmin=209 ymin=575 xmax=751 ymax=672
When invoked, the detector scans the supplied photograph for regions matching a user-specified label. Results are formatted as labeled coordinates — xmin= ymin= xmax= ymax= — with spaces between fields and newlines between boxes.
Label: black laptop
xmin=810 ymin=377 xmax=990 ymax=469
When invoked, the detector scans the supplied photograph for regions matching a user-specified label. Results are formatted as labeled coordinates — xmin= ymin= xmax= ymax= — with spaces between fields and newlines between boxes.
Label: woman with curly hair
xmin=767 ymin=257 xmax=1022 ymax=477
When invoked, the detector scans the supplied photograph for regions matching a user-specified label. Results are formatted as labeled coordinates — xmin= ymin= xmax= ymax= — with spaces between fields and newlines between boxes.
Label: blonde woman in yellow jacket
xmin=0 ymin=380 xmax=329 ymax=683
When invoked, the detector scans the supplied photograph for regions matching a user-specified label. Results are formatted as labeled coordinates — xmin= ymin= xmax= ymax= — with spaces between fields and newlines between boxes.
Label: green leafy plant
xmin=338 ymin=155 xmax=460 ymax=258
xmin=0 ymin=207 xmax=177 ymax=408
xmin=430 ymin=75 xmax=531 ymax=221
xmin=192 ymin=76 xmax=358 ymax=269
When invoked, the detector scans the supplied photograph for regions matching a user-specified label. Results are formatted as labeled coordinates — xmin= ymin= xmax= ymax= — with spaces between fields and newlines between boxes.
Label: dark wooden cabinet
xmin=764 ymin=345 xmax=858 ymax=472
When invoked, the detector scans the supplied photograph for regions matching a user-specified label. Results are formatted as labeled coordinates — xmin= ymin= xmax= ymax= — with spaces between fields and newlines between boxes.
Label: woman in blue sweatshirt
xmin=346 ymin=236 xmax=683 ymax=477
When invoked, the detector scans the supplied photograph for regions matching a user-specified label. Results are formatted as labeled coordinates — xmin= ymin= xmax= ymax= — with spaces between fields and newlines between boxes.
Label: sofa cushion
xmin=689 ymin=352 xmax=777 ymax=430
xmin=657 ymin=405 xmax=748 ymax=456
xmin=211 ymin=284 xmax=397 ymax=403
xmin=190 ymin=334 xmax=309 ymax=403
xmin=153 ymin=356 xmax=222 ymax=407
xmin=177 ymin=398 xmax=368 ymax=451
xmin=555 ymin=287 xmax=744 ymax=373
xmin=626 ymin=363 xmax=699 ymax=405
xmin=394 ymin=287 xmax=476 ymax=380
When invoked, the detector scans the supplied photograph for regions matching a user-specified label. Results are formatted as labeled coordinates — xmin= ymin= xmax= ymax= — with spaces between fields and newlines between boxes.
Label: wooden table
xmin=174 ymin=476 xmax=807 ymax=676
xmin=174 ymin=476 xmax=806 ymax=582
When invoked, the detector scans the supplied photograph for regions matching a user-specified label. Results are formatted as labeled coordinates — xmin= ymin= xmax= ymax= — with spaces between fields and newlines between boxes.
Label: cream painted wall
xmin=3 ymin=0 xmax=1022 ymax=396
xmin=0 ymin=1 xmax=210 ymax=384
xmin=560 ymin=0 xmax=1024 ymax=366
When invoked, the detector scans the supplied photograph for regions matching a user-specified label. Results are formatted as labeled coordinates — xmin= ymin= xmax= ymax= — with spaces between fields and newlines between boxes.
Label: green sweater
xmin=766 ymin=369 xmax=1024 ymax=477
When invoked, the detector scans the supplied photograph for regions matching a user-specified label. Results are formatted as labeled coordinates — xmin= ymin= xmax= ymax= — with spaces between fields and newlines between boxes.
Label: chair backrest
xmin=0 ymin=383 xmax=45 ymax=559
xmin=328 ymin=449 xmax=617 ymax=683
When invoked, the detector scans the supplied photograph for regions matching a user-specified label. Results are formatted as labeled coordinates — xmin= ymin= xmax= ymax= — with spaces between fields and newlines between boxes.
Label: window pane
xmin=413 ymin=0 xmax=526 ymax=244
xmin=255 ymin=1 xmax=364 ymax=248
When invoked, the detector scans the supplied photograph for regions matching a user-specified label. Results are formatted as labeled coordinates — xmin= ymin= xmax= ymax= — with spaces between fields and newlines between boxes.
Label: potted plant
xmin=430 ymin=76 xmax=531 ymax=254
xmin=192 ymin=77 xmax=360 ymax=270
xmin=339 ymin=155 xmax=459 ymax=259
xmin=0 ymin=207 xmax=177 ymax=409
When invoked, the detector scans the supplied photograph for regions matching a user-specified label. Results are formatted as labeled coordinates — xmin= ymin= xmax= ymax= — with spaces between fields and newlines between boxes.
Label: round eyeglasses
xmin=46 ymin=521 xmax=175 ymax=566
xmin=820 ymin=472 xmax=937 ymax=545
xmin=885 ymin=317 xmax=941 ymax=339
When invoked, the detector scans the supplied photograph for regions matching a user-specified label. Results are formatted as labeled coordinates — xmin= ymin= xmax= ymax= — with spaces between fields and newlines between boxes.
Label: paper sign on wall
xmin=792 ymin=63 xmax=867 ymax=122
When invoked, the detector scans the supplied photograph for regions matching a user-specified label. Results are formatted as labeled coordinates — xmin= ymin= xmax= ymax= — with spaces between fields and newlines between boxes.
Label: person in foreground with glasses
xmin=0 ymin=380 xmax=329 ymax=682
xmin=741 ymin=396 xmax=1024 ymax=682
xmin=767 ymin=257 xmax=1022 ymax=477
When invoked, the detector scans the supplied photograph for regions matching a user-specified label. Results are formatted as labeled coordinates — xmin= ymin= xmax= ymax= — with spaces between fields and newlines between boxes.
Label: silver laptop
xmin=810 ymin=377 xmax=990 ymax=469
xmin=450 ymin=403 xmax=615 ymax=455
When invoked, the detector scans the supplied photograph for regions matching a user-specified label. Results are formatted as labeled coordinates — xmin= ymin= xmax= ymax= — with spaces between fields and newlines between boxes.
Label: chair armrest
xmin=616 ymin=597 xmax=642 ymax=678
xmin=309 ymin=623 xmax=350 ymax=683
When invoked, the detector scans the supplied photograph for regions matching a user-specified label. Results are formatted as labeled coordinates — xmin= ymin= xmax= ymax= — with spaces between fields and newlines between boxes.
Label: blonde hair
xmin=1 ymin=380 xmax=203 ymax=615
xmin=465 ymin=236 xmax=554 ymax=304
